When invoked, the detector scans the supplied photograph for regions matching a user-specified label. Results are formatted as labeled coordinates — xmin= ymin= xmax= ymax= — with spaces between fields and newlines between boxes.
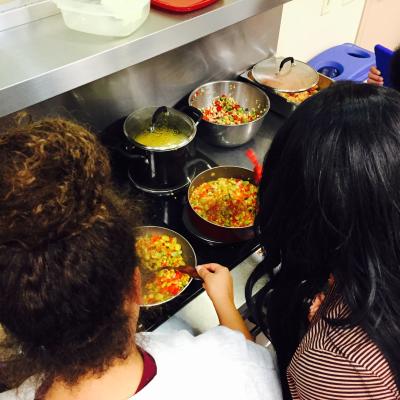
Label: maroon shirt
xmin=35 ymin=349 xmax=157 ymax=399
xmin=135 ymin=350 xmax=157 ymax=394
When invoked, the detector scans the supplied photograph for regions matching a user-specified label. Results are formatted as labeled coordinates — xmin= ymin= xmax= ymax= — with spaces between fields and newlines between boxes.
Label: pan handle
xmin=181 ymin=106 xmax=203 ymax=127
xmin=112 ymin=142 xmax=147 ymax=161
xmin=278 ymin=56 xmax=294 ymax=73
xmin=184 ymin=158 xmax=212 ymax=184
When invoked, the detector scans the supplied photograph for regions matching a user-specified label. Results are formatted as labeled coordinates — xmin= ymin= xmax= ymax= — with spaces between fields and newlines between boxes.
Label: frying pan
xmin=135 ymin=226 xmax=196 ymax=307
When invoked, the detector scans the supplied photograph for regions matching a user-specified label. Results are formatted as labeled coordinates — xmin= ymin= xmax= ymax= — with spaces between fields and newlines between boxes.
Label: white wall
xmin=356 ymin=0 xmax=400 ymax=52
xmin=277 ymin=0 xmax=366 ymax=61
xmin=0 ymin=0 xmax=41 ymax=12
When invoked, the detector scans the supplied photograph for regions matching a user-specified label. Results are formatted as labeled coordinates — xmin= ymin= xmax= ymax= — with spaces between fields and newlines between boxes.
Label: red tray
xmin=151 ymin=0 xmax=219 ymax=13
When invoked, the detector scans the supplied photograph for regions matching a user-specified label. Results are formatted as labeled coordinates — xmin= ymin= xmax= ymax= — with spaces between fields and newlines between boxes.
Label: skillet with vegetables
xmin=135 ymin=233 xmax=191 ymax=305
xmin=189 ymin=177 xmax=258 ymax=227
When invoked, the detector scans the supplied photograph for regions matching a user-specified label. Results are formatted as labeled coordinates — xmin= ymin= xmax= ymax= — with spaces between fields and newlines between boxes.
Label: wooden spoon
xmin=141 ymin=265 xmax=202 ymax=281
xmin=144 ymin=265 xmax=201 ymax=280
xmin=164 ymin=265 xmax=202 ymax=280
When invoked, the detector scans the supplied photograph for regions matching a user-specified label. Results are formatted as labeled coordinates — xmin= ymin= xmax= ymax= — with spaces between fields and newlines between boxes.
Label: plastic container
xmin=375 ymin=44 xmax=394 ymax=87
xmin=54 ymin=0 xmax=150 ymax=37
xmin=308 ymin=43 xmax=375 ymax=82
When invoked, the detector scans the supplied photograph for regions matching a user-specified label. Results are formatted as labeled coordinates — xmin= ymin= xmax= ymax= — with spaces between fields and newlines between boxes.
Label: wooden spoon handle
xmin=169 ymin=265 xmax=202 ymax=280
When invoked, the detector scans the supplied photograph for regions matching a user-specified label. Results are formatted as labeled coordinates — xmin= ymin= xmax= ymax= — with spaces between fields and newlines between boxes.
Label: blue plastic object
xmin=308 ymin=43 xmax=376 ymax=82
xmin=374 ymin=44 xmax=394 ymax=87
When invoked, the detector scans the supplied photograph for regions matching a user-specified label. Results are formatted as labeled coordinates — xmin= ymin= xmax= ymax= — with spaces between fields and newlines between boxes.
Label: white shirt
xmin=1 ymin=327 xmax=282 ymax=400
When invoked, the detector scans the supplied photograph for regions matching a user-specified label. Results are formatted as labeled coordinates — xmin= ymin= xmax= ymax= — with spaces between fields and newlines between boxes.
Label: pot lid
xmin=252 ymin=56 xmax=319 ymax=92
xmin=123 ymin=106 xmax=198 ymax=152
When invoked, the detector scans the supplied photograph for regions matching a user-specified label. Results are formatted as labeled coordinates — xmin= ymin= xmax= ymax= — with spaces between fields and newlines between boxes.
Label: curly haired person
xmin=0 ymin=119 xmax=281 ymax=400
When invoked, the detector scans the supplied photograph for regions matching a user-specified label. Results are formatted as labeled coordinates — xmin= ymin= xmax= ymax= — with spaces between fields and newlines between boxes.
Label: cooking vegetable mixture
xmin=279 ymin=85 xmax=319 ymax=104
xmin=142 ymin=268 xmax=190 ymax=305
xmin=190 ymin=177 xmax=258 ymax=227
xmin=135 ymin=234 xmax=190 ymax=305
xmin=201 ymin=95 xmax=259 ymax=125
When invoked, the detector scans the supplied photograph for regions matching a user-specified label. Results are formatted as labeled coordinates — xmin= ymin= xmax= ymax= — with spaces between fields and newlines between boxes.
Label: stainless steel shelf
xmin=0 ymin=0 xmax=288 ymax=118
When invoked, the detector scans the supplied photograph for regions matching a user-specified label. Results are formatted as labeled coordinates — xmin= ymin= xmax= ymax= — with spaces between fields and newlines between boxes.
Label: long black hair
xmin=246 ymin=82 xmax=400 ymax=396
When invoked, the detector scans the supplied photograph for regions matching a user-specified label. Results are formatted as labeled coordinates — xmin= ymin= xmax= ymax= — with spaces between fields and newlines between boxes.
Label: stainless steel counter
xmin=0 ymin=0 xmax=289 ymax=118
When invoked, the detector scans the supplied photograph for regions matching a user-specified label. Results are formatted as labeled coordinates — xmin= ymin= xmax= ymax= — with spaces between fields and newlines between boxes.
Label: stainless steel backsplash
xmin=1 ymin=6 xmax=282 ymax=133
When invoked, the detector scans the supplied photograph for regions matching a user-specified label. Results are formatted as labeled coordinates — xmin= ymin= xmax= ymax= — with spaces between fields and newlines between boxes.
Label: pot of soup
xmin=123 ymin=106 xmax=202 ymax=191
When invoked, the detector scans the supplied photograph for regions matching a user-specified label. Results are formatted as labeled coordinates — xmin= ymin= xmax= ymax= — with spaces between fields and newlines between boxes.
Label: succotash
xmin=190 ymin=177 xmax=258 ymax=227
xmin=135 ymin=234 xmax=190 ymax=305
xmin=201 ymin=95 xmax=259 ymax=125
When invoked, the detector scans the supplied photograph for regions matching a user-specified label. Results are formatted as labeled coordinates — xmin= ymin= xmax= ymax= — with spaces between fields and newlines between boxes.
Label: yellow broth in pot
xmin=134 ymin=127 xmax=188 ymax=149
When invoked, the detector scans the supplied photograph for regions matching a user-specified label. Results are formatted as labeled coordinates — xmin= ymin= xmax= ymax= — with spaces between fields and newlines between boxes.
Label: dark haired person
xmin=246 ymin=83 xmax=400 ymax=399
xmin=0 ymin=119 xmax=281 ymax=400
xmin=368 ymin=45 xmax=400 ymax=91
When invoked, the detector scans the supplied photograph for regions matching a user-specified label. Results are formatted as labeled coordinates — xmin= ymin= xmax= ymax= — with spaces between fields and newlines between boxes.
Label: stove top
xmin=101 ymin=117 xmax=260 ymax=331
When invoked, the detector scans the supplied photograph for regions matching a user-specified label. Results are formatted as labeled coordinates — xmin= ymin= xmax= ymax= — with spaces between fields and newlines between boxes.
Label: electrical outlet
xmin=321 ymin=0 xmax=333 ymax=15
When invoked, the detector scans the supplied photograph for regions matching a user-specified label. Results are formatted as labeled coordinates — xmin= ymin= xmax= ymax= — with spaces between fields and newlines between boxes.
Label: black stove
xmin=101 ymin=117 xmax=260 ymax=331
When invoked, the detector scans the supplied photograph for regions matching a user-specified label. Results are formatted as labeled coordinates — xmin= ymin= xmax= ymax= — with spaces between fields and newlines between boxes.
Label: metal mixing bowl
xmin=188 ymin=80 xmax=270 ymax=147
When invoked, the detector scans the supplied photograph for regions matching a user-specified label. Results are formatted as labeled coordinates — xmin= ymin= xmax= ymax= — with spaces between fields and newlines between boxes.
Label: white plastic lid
xmin=54 ymin=0 xmax=148 ymax=18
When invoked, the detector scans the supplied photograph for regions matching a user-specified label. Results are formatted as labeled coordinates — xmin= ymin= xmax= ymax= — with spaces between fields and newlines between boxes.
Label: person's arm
xmin=367 ymin=66 xmax=384 ymax=85
xmin=196 ymin=263 xmax=253 ymax=341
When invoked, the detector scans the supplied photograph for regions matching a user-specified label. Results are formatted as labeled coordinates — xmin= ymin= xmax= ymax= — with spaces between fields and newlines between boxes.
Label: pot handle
xmin=181 ymin=105 xmax=203 ymax=126
xmin=112 ymin=142 xmax=147 ymax=161
xmin=184 ymin=158 xmax=212 ymax=184
xmin=151 ymin=106 xmax=168 ymax=131
xmin=278 ymin=56 xmax=294 ymax=73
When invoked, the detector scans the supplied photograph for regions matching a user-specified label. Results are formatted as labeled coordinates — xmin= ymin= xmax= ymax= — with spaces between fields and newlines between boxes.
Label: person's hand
xmin=367 ymin=66 xmax=384 ymax=86
xmin=196 ymin=263 xmax=234 ymax=308
xmin=308 ymin=292 xmax=326 ymax=322
xmin=196 ymin=264 xmax=253 ymax=340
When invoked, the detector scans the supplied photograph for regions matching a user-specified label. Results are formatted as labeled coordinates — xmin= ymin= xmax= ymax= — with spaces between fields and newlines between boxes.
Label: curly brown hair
xmin=0 ymin=119 xmax=139 ymax=389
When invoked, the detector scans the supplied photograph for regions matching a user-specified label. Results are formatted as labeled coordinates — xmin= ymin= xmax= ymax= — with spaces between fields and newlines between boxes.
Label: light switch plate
xmin=321 ymin=0 xmax=333 ymax=15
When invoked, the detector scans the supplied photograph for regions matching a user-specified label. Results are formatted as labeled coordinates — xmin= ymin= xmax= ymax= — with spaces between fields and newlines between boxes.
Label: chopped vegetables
xmin=142 ymin=268 xmax=190 ymax=305
xmin=278 ymin=85 xmax=319 ymax=104
xmin=135 ymin=233 xmax=191 ymax=306
xmin=201 ymin=95 xmax=260 ymax=125
xmin=135 ymin=234 xmax=185 ymax=271
xmin=190 ymin=178 xmax=258 ymax=227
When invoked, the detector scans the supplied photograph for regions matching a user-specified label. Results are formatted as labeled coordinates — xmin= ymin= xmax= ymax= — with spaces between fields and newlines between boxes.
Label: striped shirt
xmin=287 ymin=291 xmax=399 ymax=400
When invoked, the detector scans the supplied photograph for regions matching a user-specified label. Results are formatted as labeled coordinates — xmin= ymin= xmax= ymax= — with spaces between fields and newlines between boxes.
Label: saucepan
xmin=187 ymin=166 xmax=257 ymax=243
xmin=122 ymin=106 xmax=203 ymax=192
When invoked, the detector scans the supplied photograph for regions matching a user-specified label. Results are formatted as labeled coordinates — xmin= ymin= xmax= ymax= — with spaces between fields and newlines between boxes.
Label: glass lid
xmin=123 ymin=107 xmax=196 ymax=152
xmin=252 ymin=56 xmax=319 ymax=92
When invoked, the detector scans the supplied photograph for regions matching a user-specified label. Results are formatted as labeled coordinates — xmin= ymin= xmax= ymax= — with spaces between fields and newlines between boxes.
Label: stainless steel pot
xmin=188 ymin=81 xmax=270 ymax=148
xmin=122 ymin=106 xmax=202 ymax=192
xmin=187 ymin=166 xmax=257 ymax=243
